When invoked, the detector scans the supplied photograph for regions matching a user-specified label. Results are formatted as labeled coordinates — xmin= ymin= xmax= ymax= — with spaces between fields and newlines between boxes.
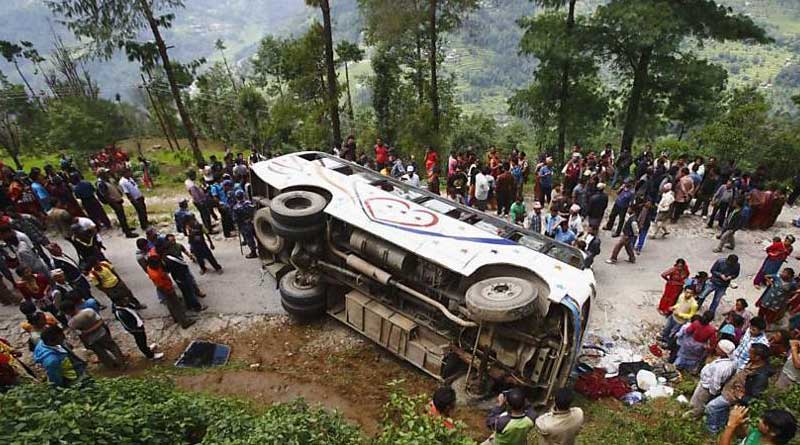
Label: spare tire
xmin=465 ymin=277 xmax=539 ymax=323
xmin=270 ymin=218 xmax=325 ymax=242
xmin=253 ymin=208 xmax=286 ymax=254
xmin=279 ymin=269 xmax=327 ymax=308
xmin=270 ymin=190 xmax=327 ymax=227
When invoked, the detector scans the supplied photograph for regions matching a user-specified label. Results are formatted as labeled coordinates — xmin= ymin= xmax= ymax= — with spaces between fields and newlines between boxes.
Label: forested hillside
xmin=3 ymin=0 xmax=800 ymax=115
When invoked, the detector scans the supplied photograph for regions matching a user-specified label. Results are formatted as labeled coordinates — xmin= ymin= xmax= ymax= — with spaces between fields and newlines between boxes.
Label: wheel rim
xmin=480 ymin=281 xmax=524 ymax=302
xmin=284 ymin=196 xmax=313 ymax=210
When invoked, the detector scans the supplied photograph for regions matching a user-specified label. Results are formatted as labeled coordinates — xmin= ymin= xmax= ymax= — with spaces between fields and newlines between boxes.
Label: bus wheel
xmin=270 ymin=190 xmax=327 ymax=226
xmin=270 ymin=219 xmax=325 ymax=242
xmin=465 ymin=277 xmax=539 ymax=323
xmin=253 ymin=208 xmax=286 ymax=254
xmin=279 ymin=270 xmax=326 ymax=319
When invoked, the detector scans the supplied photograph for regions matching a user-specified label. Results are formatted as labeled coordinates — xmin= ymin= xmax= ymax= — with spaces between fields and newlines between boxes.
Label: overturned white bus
xmin=249 ymin=151 xmax=595 ymax=407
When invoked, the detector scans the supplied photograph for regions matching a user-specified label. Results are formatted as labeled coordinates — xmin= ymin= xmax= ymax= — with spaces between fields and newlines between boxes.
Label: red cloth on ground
xmin=574 ymin=368 xmax=631 ymax=400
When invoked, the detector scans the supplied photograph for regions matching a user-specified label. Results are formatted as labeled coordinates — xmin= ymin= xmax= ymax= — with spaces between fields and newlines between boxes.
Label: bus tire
xmin=270 ymin=190 xmax=327 ymax=227
xmin=278 ymin=270 xmax=327 ymax=307
xmin=281 ymin=299 xmax=326 ymax=319
xmin=270 ymin=219 xmax=325 ymax=242
xmin=253 ymin=208 xmax=286 ymax=254
xmin=465 ymin=277 xmax=539 ymax=323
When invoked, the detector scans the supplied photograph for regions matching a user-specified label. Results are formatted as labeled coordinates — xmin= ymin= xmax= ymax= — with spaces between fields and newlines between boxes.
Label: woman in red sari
xmin=657 ymin=258 xmax=690 ymax=315
xmin=748 ymin=189 xmax=775 ymax=230
xmin=424 ymin=147 xmax=438 ymax=176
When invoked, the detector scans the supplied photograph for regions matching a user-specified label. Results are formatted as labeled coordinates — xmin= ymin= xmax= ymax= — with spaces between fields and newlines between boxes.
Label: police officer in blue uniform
xmin=173 ymin=199 xmax=194 ymax=235
xmin=232 ymin=190 xmax=258 ymax=259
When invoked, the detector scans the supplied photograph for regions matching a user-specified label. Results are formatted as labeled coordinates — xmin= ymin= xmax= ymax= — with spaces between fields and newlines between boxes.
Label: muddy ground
xmin=97 ymin=316 xmax=487 ymax=437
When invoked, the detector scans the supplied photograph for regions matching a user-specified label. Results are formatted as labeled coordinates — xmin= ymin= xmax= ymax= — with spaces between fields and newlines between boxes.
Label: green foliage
xmin=591 ymin=0 xmax=771 ymax=150
xmin=748 ymin=381 xmax=800 ymax=434
xmin=0 ymin=73 xmax=36 ymax=168
xmin=205 ymin=399 xmax=363 ymax=445
xmin=43 ymin=0 xmax=186 ymax=60
xmin=42 ymin=97 xmax=130 ymax=152
xmin=0 ymin=377 xmax=491 ymax=445
xmin=577 ymin=398 xmax=708 ymax=445
xmin=1 ymin=378 xmax=222 ymax=445
xmin=337 ymin=40 xmax=365 ymax=66
xmin=692 ymin=86 xmax=800 ymax=180
xmin=0 ymin=377 xmax=365 ymax=445
xmin=450 ymin=113 xmax=497 ymax=152
xmin=374 ymin=383 xmax=473 ymax=445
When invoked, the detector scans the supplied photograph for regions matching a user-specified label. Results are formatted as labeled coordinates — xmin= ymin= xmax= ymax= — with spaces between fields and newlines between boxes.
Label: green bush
xmin=1 ymin=377 xmax=482 ymax=445
xmin=748 ymin=382 xmax=800 ymax=437
xmin=1 ymin=378 xmax=220 ymax=445
xmin=0 ymin=378 xmax=363 ymax=445
xmin=375 ymin=382 xmax=473 ymax=445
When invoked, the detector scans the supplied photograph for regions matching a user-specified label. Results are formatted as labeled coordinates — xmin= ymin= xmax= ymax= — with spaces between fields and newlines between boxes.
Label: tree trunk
xmin=344 ymin=62 xmax=354 ymax=124
xmin=319 ymin=0 xmax=342 ymax=149
xmin=555 ymin=0 xmax=577 ymax=168
xmin=145 ymin=68 xmax=181 ymax=151
xmin=620 ymin=48 xmax=653 ymax=153
xmin=428 ymin=0 xmax=440 ymax=133
xmin=141 ymin=73 xmax=175 ymax=151
xmin=677 ymin=123 xmax=686 ymax=141
xmin=9 ymin=152 xmax=23 ymax=171
xmin=415 ymin=31 xmax=425 ymax=104
xmin=221 ymin=53 xmax=239 ymax=94
xmin=14 ymin=61 xmax=43 ymax=111
xmin=139 ymin=0 xmax=203 ymax=163
xmin=0 ymin=119 xmax=23 ymax=170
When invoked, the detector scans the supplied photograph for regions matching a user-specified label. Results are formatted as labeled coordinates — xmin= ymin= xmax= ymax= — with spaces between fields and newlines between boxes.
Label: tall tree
xmin=0 ymin=74 xmax=34 ymax=169
xmin=45 ymin=34 xmax=99 ymax=100
xmin=591 ymin=0 xmax=771 ymax=153
xmin=514 ymin=2 xmax=604 ymax=165
xmin=0 ymin=41 xmax=44 ymax=110
xmin=335 ymin=40 xmax=365 ymax=124
xmin=359 ymin=0 xmax=428 ymax=103
xmin=45 ymin=0 xmax=205 ymax=163
xmin=427 ymin=0 xmax=477 ymax=134
xmin=253 ymin=36 xmax=290 ymax=97
xmin=307 ymin=0 xmax=342 ymax=149
xmin=529 ymin=0 xmax=578 ymax=166
xmin=215 ymin=38 xmax=239 ymax=94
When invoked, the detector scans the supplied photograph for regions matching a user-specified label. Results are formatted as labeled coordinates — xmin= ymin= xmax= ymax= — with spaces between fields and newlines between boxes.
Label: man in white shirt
xmin=400 ymin=165 xmax=420 ymax=188
xmin=683 ymin=340 xmax=737 ymax=419
xmin=653 ymin=183 xmax=674 ymax=238
xmin=535 ymin=388 xmax=584 ymax=445
xmin=474 ymin=168 xmax=490 ymax=211
xmin=118 ymin=169 xmax=149 ymax=229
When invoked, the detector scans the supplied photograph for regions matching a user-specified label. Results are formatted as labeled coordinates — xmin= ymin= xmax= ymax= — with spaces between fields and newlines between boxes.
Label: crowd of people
xmin=0 ymin=148 xmax=264 ymax=389
xmin=354 ymin=139 xmax=798 ymax=444
xmin=652 ymin=250 xmax=800 ymax=436
xmin=357 ymin=140 xmax=788 ymax=271
xmin=1 ymin=140 xmax=798 ymax=445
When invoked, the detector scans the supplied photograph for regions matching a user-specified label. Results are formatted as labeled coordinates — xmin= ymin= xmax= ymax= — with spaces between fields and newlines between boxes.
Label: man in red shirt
xmin=145 ymin=255 xmax=194 ymax=329
xmin=427 ymin=386 xmax=456 ymax=430
xmin=374 ymin=138 xmax=388 ymax=171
